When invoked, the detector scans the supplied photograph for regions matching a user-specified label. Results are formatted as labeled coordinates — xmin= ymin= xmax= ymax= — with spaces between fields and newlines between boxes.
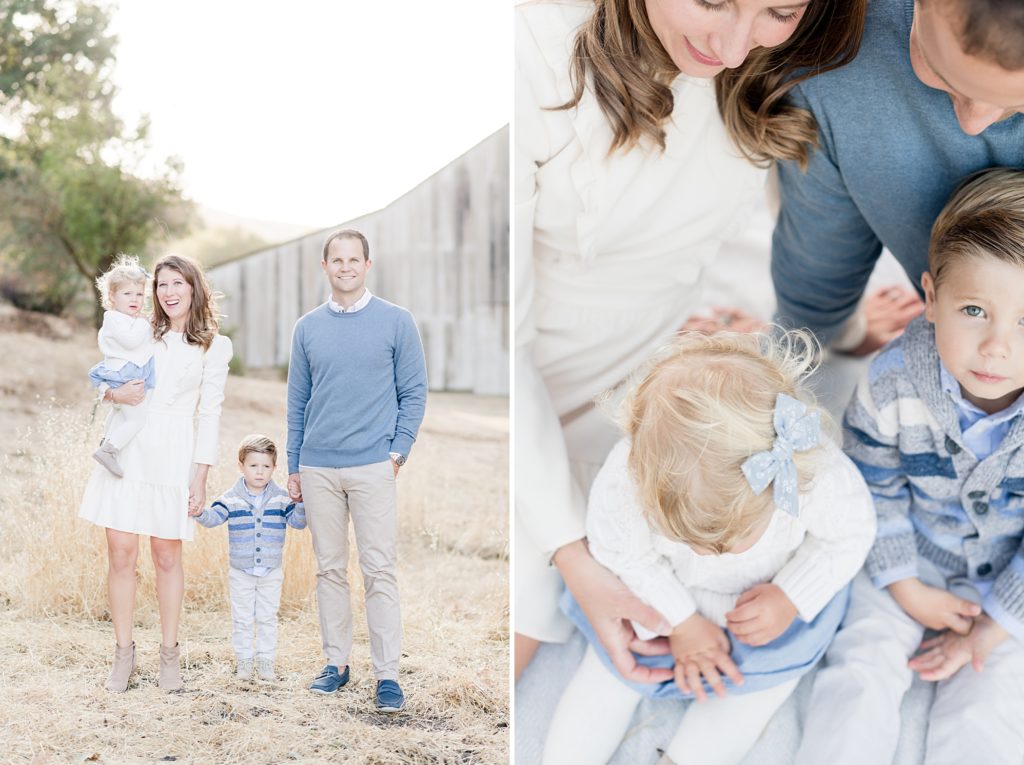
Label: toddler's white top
xmin=98 ymin=310 xmax=154 ymax=370
xmin=587 ymin=439 xmax=877 ymax=635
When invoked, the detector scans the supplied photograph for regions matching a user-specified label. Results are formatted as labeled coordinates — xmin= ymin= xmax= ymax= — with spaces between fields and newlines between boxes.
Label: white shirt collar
xmin=328 ymin=288 xmax=373 ymax=314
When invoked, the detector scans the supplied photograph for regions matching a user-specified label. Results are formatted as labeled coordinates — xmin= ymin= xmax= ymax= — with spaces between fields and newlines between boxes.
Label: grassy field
xmin=0 ymin=307 xmax=509 ymax=764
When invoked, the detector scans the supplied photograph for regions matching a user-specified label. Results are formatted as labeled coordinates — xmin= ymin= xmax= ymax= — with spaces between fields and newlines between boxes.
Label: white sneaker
xmin=236 ymin=658 xmax=254 ymax=681
xmin=92 ymin=441 xmax=124 ymax=478
xmin=255 ymin=658 xmax=275 ymax=682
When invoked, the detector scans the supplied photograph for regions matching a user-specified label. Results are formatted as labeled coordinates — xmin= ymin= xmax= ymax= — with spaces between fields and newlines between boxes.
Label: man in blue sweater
xmin=773 ymin=0 xmax=1024 ymax=355
xmin=287 ymin=229 xmax=427 ymax=712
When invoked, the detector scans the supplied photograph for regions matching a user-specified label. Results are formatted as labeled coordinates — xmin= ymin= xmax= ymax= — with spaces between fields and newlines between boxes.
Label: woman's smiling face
xmin=645 ymin=0 xmax=809 ymax=77
xmin=155 ymin=267 xmax=193 ymax=329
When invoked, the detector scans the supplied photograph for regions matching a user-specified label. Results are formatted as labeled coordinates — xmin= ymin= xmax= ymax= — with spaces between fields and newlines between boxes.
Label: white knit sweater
xmin=587 ymin=439 xmax=877 ymax=636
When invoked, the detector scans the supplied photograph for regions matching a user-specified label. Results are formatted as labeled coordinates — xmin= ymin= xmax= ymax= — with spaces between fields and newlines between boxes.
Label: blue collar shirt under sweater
xmin=772 ymin=0 xmax=1024 ymax=344
xmin=286 ymin=297 xmax=427 ymax=474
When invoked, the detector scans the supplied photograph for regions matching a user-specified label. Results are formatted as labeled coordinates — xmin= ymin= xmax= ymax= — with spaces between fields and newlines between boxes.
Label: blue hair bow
xmin=740 ymin=393 xmax=821 ymax=517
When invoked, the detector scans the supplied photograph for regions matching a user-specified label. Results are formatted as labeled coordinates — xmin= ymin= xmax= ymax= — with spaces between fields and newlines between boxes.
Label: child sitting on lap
xmin=543 ymin=331 xmax=876 ymax=765
xmin=89 ymin=255 xmax=155 ymax=477
xmin=191 ymin=435 xmax=307 ymax=682
xmin=796 ymin=167 xmax=1024 ymax=765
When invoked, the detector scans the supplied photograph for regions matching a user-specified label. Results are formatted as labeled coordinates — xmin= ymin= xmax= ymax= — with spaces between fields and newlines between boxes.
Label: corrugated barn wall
xmin=207 ymin=126 xmax=509 ymax=395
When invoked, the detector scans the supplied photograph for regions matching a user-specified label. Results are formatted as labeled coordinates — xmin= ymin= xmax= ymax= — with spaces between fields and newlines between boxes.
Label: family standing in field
xmin=515 ymin=0 xmax=1024 ymax=762
xmin=78 ymin=230 xmax=427 ymax=714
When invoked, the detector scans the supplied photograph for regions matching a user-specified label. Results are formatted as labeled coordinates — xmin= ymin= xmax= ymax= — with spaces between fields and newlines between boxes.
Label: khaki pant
xmin=301 ymin=461 xmax=400 ymax=680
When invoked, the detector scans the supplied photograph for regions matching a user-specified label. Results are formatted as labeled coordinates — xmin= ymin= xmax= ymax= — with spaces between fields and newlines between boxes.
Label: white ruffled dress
xmin=79 ymin=332 xmax=233 ymax=540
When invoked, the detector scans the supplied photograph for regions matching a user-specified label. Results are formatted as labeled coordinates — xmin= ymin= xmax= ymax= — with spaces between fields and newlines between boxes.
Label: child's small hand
xmin=725 ymin=583 xmax=798 ymax=646
xmin=908 ymin=614 xmax=1009 ymax=681
xmin=888 ymin=578 xmax=980 ymax=634
xmin=669 ymin=612 xmax=743 ymax=702
xmin=187 ymin=506 xmax=202 ymax=517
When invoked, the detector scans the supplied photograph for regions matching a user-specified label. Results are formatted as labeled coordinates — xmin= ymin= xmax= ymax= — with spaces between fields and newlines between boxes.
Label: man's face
xmin=923 ymin=256 xmax=1024 ymax=415
xmin=321 ymin=237 xmax=371 ymax=300
xmin=910 ymin=1 xmax=1024 ymax=136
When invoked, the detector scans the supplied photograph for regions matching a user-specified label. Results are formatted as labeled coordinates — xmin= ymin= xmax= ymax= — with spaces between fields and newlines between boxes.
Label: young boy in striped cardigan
xmin=191 ymin=435 xmax=307 ymax=682
xmin=796 ymin=167 xmax=1024 ymax=764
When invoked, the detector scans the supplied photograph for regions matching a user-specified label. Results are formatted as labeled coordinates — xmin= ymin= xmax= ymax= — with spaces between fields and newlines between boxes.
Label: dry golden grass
xmin=0 ymin=315 xmax=509 ymax=764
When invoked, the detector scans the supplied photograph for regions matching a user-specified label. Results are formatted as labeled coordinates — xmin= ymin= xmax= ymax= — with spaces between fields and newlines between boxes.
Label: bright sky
xmin=109 ymin=1 xmax=511 ymax=229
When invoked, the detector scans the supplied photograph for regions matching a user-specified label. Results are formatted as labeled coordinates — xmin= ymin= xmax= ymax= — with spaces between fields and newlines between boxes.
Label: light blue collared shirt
xmin=939 ymin=362 xmax=1024 ymax=462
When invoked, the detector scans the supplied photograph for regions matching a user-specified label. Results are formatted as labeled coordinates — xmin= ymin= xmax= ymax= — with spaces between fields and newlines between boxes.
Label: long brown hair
xmin=152 ymin=254 xmax=220 ymax=350
xmin=560 ymin=0 xmax=866 ymax=166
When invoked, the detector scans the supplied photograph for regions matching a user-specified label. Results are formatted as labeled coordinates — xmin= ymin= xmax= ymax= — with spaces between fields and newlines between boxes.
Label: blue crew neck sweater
xmin=772 ymin=0 xmax=1024 ymax=344
xmin=286 ymin=297 xmax=427 ymax=474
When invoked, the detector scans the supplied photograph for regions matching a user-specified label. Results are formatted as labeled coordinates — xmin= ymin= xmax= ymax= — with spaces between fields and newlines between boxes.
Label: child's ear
xmin=921 ymin=272 xmax=937 ymax=323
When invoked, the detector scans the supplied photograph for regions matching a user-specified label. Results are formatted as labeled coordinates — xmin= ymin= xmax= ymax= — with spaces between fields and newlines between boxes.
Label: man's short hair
xmin=322 ymin=229 xmax=370 ymax=262
xmin=238 ymin=434 xmax=278 ymax=465
xmin=929 ymin=0 xmax=1024 ymax=70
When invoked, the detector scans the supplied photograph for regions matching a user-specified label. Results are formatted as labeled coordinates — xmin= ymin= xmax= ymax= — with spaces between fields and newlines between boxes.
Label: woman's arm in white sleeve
xmin=586 ymin=442 xmax=697 ymax=631
xmin=772 ymin=442 xmax=877 ymax=621
xmin=192 ymin=335 xmax=233 ymax=466
xmin=514 ymin=13 xmax=587 ymax=555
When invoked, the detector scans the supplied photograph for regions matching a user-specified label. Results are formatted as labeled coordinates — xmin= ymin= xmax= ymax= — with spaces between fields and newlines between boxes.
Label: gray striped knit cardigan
xmin=844 ymin=316 xmax=1024 ymax=638
xmin=195 ymin=477 xmax=306 ymax=572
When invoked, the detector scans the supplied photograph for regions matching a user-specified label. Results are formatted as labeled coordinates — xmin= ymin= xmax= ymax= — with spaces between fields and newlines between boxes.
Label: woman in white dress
xmin=79 ymin=254 xmax=233 ymax=692
xmin=514 ymin=0 xmax=868 ymax=680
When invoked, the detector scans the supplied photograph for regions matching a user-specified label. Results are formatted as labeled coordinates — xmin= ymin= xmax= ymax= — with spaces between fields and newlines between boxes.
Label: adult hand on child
xmin=908 ymin=613 xmax=1009 ymax=681
xmin=845 ymin=286 xmax=924 ymax=356
xmin=109 ymin=380 xmax=145 ymax=406
xmin=888 ymin=578 xmax=981 ymax=634
xmin=680 ymin=307 xmax=765 ymax=335
xmin=725 ymin=583 xmax=798 ymax=646
xmin=669 ymin=612 xmax=743 ymax=702
xmin=554 ymin=539 xmax=674 ymax=684
xmin=287 ymin=473 xmax=303 ymax=502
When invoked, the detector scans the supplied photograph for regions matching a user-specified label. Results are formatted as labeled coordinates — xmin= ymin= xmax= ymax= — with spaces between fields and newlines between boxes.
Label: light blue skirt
xmin=88 ymin=357 xmax=156 ymax=391
xmin=561 ymin=583 xmax=849 ymax=699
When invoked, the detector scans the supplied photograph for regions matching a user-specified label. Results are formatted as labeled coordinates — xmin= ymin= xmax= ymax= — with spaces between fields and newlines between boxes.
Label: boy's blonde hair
xmin=929 ymin=167 xmax=1024 ymax=288
xmin=623 ymin=330 xmax=830 ymax=554
xmin=95 ymin=254 xmax=149 ymax=310
xmin=238 ymin=435 xmax=277 ymax=465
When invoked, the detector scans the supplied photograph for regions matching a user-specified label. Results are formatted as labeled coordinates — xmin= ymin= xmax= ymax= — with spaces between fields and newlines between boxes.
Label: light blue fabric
xmin=771 ymin=0 xmax=1024 ymax=344
xmin=88 ymin=356 xmax=156 ymax=391
xmin=286 ymin=298 xmax=427 ymax=474
xmin=939 ymin=362 xmax=1024 ymax=462
xmin=741 ymin=394 xmax=821 ymax=517
xmin=560 ymin=584 xmax=849 ymax=700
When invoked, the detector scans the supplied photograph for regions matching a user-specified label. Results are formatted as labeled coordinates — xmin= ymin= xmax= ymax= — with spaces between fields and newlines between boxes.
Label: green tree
xmin=0 ymin=0 xmax=190 ymax=322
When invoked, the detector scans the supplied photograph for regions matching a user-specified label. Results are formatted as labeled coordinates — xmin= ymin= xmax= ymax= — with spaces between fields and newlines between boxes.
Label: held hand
xmin=391 ymin=458 xmax=400 ymax=477
xmin=888 ymin=578 xmax=981 ymax=634
xmin=908 ymin=614 xmax=1009 ymax=681
xmin=680 ymin=307 xmax=766 ymax=336
xmin=109 ymin=380 xmax=145 ymax=406
xmin=846 ymin=286 xmax=924 ymax=356
xmin=554 ymin=539 xmax=673 ymax=684
xmin=669 ymin=612 xmax=743 ymax=701
xmin=725 ymin=583 xmax=799 ymax=646
xmin=188 ymin=477 xmax=207 ymax=517
xmin=287 ymin=473 xmax=303 ymax=502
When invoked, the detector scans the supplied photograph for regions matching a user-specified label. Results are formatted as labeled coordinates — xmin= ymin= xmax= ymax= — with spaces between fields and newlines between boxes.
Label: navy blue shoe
xmin=308 ymin=664 xmax=349 ymax=694
xmin=375 ymin=679 xmax=405 ymax=712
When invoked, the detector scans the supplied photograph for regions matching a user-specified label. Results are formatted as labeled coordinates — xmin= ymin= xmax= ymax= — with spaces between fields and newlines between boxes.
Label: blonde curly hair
xmin=94 ymin=254 xmax=149 ymax=311
xmin=622 ymin=329 xmax=831 ymax=554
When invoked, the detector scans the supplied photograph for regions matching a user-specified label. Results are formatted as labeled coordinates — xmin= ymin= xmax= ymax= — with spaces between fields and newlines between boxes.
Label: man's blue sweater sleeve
xmin=771 ymin=85 xmax=885 ymax=345
xmin=390 ymin=311 xmax=427 ymax=457
xmin=286 ymin=321 xmax=312 ymax=475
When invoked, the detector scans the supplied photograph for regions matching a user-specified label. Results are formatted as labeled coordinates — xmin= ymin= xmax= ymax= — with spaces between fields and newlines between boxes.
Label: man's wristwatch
xmin=389 ymin=452 xmax=406 ymax=467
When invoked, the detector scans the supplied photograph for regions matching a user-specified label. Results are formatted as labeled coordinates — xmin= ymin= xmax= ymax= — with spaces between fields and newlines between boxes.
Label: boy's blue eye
xmin=963 ymin=305 xmax=984 ymax=318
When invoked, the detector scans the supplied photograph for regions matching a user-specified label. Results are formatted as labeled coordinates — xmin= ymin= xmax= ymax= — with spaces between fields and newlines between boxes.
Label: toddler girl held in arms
xmin=544 ymin=331 xmax=876 ymax=765
xmin=89 ymin=255 xmax=156 ymax=477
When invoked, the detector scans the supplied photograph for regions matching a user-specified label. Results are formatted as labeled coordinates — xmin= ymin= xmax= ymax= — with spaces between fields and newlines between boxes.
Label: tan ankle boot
xmin=158 ymin=643 xmax=182 ymax=692
xmin=104 ymin=642 xmax=135 ymax=692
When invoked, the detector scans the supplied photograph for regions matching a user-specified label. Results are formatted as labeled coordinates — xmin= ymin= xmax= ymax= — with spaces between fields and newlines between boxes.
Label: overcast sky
xmin=109 ymin=1 xmax=510 ymax=229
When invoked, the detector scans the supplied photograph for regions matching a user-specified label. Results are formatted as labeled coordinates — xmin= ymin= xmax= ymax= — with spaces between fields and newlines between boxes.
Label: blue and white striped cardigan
xmin=844 ymin=316 xmax=1024 ymax=638
xmin=195 ymin=477 xmax=306 ymax=572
